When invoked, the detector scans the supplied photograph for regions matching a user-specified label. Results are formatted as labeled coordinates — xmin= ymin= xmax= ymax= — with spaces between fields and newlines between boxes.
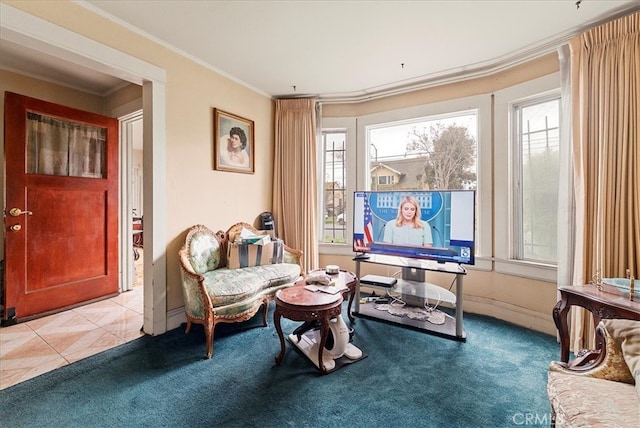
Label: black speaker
xmin=259 ymin=211 xmax=277 ymax=237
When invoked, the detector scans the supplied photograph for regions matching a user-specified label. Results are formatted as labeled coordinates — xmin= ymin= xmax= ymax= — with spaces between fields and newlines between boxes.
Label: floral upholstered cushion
xmin=601 ymin=319 xmax=640 ymax=398
xmin=203 ymin=263 xmax=301 ymax=307
xmin=188 ymin=228 xmax=223 ymax=274
xmin=547 ymin=371 xmax=639 ymax=427
xmin=547 ymin=319 xmax=640 ymax=427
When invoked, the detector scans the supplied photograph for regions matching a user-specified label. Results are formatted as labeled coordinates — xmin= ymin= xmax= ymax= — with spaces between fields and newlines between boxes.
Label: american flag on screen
xmin=354 ymin=194 xmax=374 ymax=250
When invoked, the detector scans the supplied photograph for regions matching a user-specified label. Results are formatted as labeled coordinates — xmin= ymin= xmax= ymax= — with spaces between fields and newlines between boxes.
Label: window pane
xmin=516 ymin=98 xmax=560 ymax=263
xmin=322 ymin=131 xmax=346 ymax=243
xmin=368 ymin=112 xmax=477 ymax=191
xmin=27 ymin=112 xmax=106 ymax=178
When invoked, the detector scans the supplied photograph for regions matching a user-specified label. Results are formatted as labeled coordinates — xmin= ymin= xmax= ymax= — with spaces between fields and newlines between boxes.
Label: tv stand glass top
xmin=353 ymin=253 xmax=466 ymax=340
xmin=391 ymin=279 xmax=457 ymax=305
xmin=355 ymin=253 xmax=466 ymax=275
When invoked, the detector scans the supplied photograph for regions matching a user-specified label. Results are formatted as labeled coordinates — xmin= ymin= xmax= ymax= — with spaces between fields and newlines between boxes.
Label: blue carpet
xmin=0 ymin=304 xmax=558 ymax=427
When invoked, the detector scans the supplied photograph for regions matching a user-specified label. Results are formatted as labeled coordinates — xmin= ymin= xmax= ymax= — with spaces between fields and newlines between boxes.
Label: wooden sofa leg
xmin=261 ymin=298 xmax=269 ymax=327
xmin=184 ymin=319 xmax=192 ymax=334
xmin=205 ymin=318 xmax=214 ymax=359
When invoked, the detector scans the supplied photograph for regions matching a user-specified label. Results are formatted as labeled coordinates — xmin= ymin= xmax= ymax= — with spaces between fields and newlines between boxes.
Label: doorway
xmin=1 ymin=4 xmax=168 ymax=336
xmin=2 ymin=94 xmax=143 ymax=322
xmin=3 ymin=92 xmax=120 ymax=321
xmin=119 ymin=111 xmax=144 ymax=294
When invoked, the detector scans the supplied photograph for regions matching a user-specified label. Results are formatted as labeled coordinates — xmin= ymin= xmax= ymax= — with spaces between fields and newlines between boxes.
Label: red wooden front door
xmin=3 ymin=92 xmax=119 ymax=321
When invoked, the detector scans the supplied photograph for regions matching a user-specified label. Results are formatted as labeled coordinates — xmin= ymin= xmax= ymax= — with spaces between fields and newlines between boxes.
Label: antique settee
xmin=178 ymin=222 xmax=303 ymax=358
xmin=547 ymin=318 xmax=640 ymax=427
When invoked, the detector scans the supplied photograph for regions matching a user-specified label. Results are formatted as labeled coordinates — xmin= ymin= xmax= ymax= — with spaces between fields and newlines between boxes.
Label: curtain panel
xmin=566 ymin=11 xmax=640 ymax=352
xmin=273 ymin=98 xmax=319 ymax=272
xmin=27 ymin=112 xmax=106 ymax=178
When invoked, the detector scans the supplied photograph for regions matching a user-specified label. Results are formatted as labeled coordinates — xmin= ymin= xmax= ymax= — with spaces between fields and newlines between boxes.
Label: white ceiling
xmin=1 ymin=1 xmax=639 ymax=101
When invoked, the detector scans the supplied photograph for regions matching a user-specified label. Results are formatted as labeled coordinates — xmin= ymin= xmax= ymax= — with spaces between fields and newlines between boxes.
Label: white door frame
xmin=117 ymin=108 xmax=143 ymax=293
xmin=1 ymin=4 xmax=168 ymax=335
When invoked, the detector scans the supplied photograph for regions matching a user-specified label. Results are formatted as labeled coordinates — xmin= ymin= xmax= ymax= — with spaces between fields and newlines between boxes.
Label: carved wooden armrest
xmin=549 ymin=322 xmax=635 ymax=383
xmin=566 ymin=348 xmax=602 ymax=369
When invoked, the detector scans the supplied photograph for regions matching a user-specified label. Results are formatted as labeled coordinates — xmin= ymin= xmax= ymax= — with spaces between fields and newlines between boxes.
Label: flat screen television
xmin=353 ymin=190 xmax=476 ymax=265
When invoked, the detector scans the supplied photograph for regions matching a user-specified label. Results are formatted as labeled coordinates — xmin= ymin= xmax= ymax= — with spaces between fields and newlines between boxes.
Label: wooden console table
xmin=552 ymin=284 xmax=640 ymax=362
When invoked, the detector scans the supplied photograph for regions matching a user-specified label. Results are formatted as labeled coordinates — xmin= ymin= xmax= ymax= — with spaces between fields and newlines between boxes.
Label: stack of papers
xmin=304 ymin=273 xmax=348 ymax=295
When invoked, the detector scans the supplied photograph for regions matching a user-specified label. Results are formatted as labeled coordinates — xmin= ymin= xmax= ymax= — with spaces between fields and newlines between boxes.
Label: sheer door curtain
xmin=27 ymin=112 xmax=106 ymax=178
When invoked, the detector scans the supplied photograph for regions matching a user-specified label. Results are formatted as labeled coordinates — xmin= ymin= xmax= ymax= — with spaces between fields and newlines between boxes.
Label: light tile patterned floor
xmin=0 ymin=252 xmax=145 ymax=390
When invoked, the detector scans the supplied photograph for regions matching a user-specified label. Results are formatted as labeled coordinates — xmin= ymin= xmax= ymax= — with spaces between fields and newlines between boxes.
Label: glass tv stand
xmin=353 ymin=254 xmax=466 ymax=341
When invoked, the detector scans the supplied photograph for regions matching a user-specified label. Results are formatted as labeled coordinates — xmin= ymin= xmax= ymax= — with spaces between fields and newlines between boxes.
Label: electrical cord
xmin=384 ymin=289 xmax=406 ymax=307
xmin=390 ymin=296 xmax=406 ymax=307
xmin=447 ymin=276 xmax=456 ymax=292
xmin=423 ymin=288 xmax=441 ymax=312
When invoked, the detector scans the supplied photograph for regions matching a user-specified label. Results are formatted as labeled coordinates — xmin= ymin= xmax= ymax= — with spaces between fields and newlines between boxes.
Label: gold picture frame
xmin=213 ymin=108 xmax=255 ymax=174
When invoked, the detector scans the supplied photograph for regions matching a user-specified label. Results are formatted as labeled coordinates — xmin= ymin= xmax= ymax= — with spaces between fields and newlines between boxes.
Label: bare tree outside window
xmin=406 ymin=123 xmax=477 ymax=190
xmin=368 ymin=112 xmax=477 ymax=192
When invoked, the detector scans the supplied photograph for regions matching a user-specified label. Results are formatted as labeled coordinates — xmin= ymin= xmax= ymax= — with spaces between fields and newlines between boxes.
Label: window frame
xmin=318 ymin=118 xmax=357 ymax=254
xmin=377 ymin=175 xmax=393 ymax=185
xmin=512 ymin=93 xmax=561 ymax=264
xmin=494 ymin=73 xmax=561 ymax=282
xmin=319 ymin=96 xmax=492 ymax=274
xmin=320 ymin=128 xmax=348 ymax=244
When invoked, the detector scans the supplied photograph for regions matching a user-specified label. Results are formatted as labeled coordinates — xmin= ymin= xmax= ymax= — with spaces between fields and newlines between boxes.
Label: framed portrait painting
xmin=213 ymin=108 xmax=255 ymax=174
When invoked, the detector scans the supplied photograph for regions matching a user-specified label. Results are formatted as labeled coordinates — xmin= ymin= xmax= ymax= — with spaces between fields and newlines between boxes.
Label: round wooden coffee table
xmin=307 ymin=269 xmax=357 ymax=322
xmin=331 ymin=270 xmax=357 ymax=323
xmin=274 ymin=282 xmax=344 ymax=374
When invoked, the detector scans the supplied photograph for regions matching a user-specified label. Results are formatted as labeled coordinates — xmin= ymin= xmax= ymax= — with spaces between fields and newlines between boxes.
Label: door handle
xmin=9 ymin=208 xmax=33 ymax=217
xmin=10 ymin=224 xmax=22 ymax=231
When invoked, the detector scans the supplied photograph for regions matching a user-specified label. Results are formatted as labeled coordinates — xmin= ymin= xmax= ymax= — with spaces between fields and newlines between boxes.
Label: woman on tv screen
xmin=383 ymin=195 xmax=433 ymax=247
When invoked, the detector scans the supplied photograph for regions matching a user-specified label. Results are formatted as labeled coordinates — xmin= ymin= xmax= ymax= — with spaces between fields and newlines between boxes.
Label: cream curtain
xmin=566 ymin=12 xmax=640 ymax=352
xmin=273 ymin=98 xmax=319 ymax=272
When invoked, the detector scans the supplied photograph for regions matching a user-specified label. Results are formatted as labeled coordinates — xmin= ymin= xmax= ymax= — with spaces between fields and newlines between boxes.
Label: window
xmin=512 ymin=96 xmax=560 ymax=264
xmin=376 ymin=175 xmax=393 ymax=185
xmin=318 ymin=95 xmax=491 ymax=269
xmin=27 ymin=112 xmax=106 ymax=178
xmin=368 ymin=112 xmax=478 ymax=192
xmin=321 ymin=130 xmax=347 ymax=243
xmin=493 ymin=73 xmax=560 ymax=280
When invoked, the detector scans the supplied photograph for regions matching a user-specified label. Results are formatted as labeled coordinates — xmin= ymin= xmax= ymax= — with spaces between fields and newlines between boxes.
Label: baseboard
xmin=167 ymin=307 xmax=187 ymax=332
xmin=359 ymin=286 xmax=556 ymax=336
xmin=463 ymin=295 xmax=557 ymax=336
xmin=168 ymin=298 xmax=557 ymax=339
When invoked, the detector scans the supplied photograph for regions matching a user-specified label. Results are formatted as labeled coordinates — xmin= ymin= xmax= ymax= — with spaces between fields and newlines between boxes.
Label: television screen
xmin=353 ymin=190 xmax=476 ymax=265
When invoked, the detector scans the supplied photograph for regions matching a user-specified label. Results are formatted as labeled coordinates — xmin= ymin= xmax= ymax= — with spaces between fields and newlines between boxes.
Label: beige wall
xmin=104 ymin=83 xmax=142 ymax=114
xmin=3 ymin=1 xmax=276 ymax=313
xmin=0 ymin=69 xmax=106 ymax=114
xmin=3 ymin=1 xmax=560 ymax=335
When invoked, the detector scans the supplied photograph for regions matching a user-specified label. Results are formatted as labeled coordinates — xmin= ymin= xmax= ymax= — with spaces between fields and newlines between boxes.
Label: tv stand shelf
xmin=353 ymin=254 xmax=466 ymax=341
